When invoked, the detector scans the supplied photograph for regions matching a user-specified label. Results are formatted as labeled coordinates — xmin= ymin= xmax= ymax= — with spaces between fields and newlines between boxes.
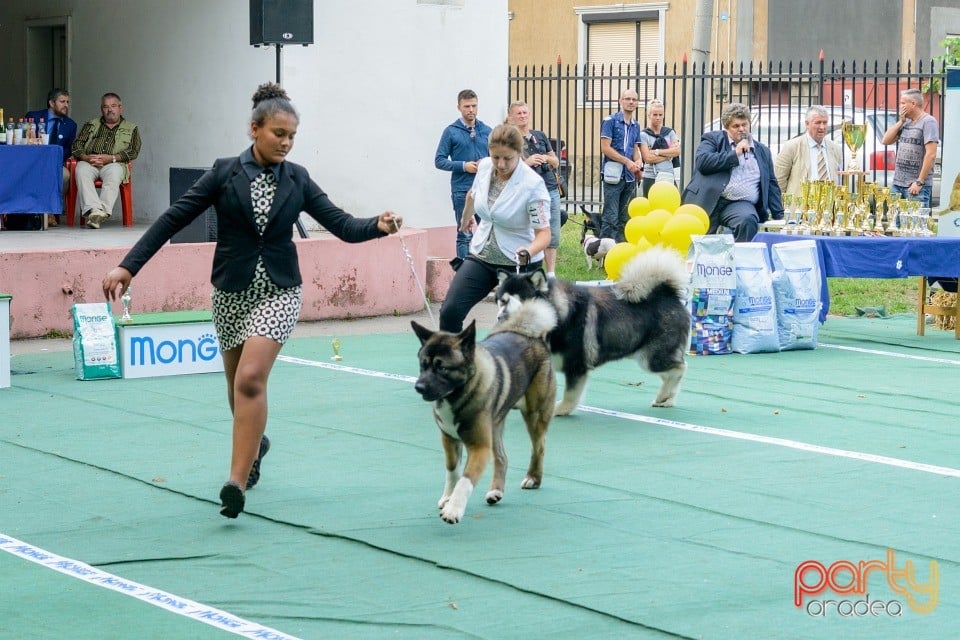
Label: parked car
xmin=703 ymin=106 xmax=940 ymax=204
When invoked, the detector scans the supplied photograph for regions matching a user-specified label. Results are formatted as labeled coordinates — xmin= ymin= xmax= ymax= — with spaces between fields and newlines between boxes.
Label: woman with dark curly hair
xmin=101 ymin=83 xmax=402 ymax=518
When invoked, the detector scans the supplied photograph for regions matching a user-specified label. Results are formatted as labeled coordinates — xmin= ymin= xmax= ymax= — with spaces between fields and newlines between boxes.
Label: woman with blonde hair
xmin=439 ymin=123 xmax=551 ymax=332
xmin=637 ymin=98 xmax=681 ymax=197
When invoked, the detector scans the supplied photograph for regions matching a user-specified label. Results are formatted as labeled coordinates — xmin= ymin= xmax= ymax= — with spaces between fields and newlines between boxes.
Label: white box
xmin=0 ymin=295 xmax=10 ymax=388
xmin=116 ymin=313 xmax=224 ymax=379
xmin=937 ymin=211 xmax=960 ymax=237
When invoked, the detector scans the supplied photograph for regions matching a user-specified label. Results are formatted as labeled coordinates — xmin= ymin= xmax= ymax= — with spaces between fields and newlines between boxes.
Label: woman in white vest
xmin=439 ymin=123 xmax=551 ymax=332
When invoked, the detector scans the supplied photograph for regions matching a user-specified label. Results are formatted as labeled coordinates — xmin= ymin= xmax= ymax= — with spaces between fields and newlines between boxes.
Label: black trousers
xmin=439 ymin=255 xmax=543 ymax=333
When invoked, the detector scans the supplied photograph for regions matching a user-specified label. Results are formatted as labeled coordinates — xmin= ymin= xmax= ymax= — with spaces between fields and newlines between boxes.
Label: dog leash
xmin=515 ymin=249 xmax=530 ymax=274
xmin=393 ymin=219 xmax=437 ymax=328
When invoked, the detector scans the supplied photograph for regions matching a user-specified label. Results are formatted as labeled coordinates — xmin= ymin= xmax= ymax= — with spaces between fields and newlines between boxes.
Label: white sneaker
xmin=86 ymin=210 xmax=109 ymax=229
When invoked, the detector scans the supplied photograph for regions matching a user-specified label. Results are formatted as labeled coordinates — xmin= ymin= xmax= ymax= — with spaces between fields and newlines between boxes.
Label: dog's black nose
xmin=414 ymin=380 xmax=427 ymax=395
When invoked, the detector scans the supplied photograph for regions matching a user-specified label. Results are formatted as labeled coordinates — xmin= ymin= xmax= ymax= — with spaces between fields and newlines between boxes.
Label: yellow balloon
xmin=647 ymin=181 xmax=682 ymax=213
xmin=603 ymin=242 xmax=640 ymax=280
xmin=628 ymin=196 xmax=652 ymax=218
xmin=635 ymin=236 xmax=653 ymax=252
xmin=624 ymin=216 xmax=646 ymax=244
xmin=674 ymin=203 xmax=710 ymax=233
xmin=660 ymin=213 xmax=705 ymax=254
xmin=635 ymin=208 xmax=671 ymax=244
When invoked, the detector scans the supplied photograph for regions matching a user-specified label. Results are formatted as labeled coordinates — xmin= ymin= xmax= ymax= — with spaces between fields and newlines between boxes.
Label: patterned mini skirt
xmin=211 ymin=260 xmax=303 ymax=352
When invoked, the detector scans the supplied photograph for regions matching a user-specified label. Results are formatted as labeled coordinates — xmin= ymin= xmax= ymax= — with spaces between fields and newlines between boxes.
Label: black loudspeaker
xmin=250 ymin=0 xmax=314 ymax=46
xmin=169 ymin=168 xmax=218 ymax=244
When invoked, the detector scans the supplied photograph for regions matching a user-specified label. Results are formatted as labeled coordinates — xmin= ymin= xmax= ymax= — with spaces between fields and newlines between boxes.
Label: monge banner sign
xmin=119 ymin=322 xmax=224 ymax=379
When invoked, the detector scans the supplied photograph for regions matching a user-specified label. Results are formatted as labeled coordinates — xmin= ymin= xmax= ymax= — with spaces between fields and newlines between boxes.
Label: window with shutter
xmin=577 ymin=4 xmax=666 ymax=107
xmin=586 ymin=20 xmax=661 ymax=104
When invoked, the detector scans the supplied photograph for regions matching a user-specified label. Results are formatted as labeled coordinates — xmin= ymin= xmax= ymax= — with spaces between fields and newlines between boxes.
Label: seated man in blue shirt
xmin=682 ymin=102 xmax=783 ymax=241
xmin=25 ymin=88 xmax=78 ymax=226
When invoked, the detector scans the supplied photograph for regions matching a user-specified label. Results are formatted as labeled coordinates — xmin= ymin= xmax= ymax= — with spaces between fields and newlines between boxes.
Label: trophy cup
xmin=875 ymin=186 xmax=890 ymax=233
xmin=120 ymin=287 xmax=132 ymax=323
xmin=919 ymin=207 xmax=933 ymax=237
xmin=782 ymin=194 xmax=795 ymax=233
xmin=887 ymin=192 xmax=901 ymax=235
xmin=832 ymin=198 xmax=846 ymax=236
xmin=787 ymin=195 xmax=806 ymax=234
xmin=845 ymin=202 xmax=859 ymax=234
xmin=331 ymin=338 xmax=343 ymax=361
xmin=818 ymin=199 xmax=834 ymax=234
xmin=840 ymin=122 xmax=868 ymax=195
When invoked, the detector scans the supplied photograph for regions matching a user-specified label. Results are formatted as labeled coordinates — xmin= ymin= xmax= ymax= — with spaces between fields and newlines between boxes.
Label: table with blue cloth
xmin=0 ymin=145 xmax=64 ymax=229
xmin=753 ymin=232 xmax=960 ymax=322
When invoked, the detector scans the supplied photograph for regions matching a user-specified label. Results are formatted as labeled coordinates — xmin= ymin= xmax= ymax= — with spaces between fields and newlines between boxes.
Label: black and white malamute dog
xmin=412 ymin=299 xmax=557 ymax=525
xmin=496 ymin=247 xmax=690 ymax=413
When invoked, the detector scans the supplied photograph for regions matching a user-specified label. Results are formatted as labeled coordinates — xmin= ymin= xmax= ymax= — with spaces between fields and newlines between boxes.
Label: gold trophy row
xmin=782 ymin=179 xmax=933 ymax=237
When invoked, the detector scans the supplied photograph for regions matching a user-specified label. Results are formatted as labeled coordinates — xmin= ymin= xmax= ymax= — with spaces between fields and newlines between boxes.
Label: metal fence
xmin=508 ymin=59 xmax=946 ymax=210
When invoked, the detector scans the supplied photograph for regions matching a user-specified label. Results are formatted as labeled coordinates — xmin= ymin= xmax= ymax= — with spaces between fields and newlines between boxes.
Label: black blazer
xmin=681 ymin=130 xmax=783 ymax=223
xmin=120 ymin=156 xmax=385 ymax=291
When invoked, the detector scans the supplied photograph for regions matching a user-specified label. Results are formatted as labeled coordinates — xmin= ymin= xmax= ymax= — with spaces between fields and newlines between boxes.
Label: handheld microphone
xmin=739 ymin=133 xmax=751 ymax=157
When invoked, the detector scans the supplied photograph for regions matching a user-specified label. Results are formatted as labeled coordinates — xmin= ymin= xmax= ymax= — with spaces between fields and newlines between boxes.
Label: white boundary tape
xmin=278 ymin=355 xmax=960 ymax=479
xmin=0 ymin=534 xmax=301 ymax=640
xmin=819 ymin=342 xmax=960 ymax=365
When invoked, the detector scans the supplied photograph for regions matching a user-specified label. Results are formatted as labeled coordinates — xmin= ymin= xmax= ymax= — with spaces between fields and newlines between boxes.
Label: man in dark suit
xmin=25 ymin=88 xmax=78 ymax=226
xmin=682 ymin=102 xmax=783 ymax=241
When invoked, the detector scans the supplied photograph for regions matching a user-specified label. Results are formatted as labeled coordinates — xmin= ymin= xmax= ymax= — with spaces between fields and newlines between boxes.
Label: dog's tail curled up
xmin=614 ymin=246 xmax=689 ymax=304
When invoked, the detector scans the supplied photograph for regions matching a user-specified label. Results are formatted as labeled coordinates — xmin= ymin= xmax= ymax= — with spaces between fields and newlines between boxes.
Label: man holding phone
xmin=881 ymin=88 xmax=939 ymax=207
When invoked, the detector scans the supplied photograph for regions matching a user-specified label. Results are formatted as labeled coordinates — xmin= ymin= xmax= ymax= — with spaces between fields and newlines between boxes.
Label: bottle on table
xmin=39 ymin=117 xmax=47 ymax=144
xmin=4 ymin=118 xmax=13 ymax=145
xmin=13 ymin=118 xmax=23 ymax=144
xmin=0 ymin=109 xmax=5 ymax=144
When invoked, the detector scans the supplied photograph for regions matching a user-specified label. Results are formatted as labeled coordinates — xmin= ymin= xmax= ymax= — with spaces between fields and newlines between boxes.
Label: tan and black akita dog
xmin=412 ymin=299 xmax=556 ymax=524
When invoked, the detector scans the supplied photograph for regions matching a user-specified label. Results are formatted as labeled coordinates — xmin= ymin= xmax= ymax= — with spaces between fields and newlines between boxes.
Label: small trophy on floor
xmin=331 ymin=338 xmax=343 ymax=362
xmin=120 ymin=287 xmax=132 ymax=323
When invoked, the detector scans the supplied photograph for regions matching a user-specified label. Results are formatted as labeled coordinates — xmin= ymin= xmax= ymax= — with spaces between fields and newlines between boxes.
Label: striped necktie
xmin=817 ymin=145 xmax=829 ymax=181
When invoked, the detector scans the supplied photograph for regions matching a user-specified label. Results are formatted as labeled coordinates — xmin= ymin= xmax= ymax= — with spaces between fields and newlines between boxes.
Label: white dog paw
xmin=555 ymin=401 xmax=576 ymax=416
xmin=520 ymin=475 xmax=541 ymax=490
xmin=440 ymin=503 xmax=465 ymax=524
xmin=437 ymin=495 xmax=451 ymax=509
xmin=485 ymin=489 xmax=503 ymax=504
xmin=652 ymin=397 xmax=675 ymax=408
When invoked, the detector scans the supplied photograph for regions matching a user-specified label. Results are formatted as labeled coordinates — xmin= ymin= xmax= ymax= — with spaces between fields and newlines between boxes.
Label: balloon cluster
xmin=603 ymin=182 xmax=710 ymax=280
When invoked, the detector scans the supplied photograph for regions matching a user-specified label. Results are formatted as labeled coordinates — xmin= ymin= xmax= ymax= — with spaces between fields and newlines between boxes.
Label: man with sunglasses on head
xmin=435 ymin=89 xmax=492 ymax=260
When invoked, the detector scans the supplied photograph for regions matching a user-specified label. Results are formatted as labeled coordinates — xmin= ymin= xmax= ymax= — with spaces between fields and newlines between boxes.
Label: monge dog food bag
xmin=770 ymin=240 xmax=822 ymax=351
xmin=732 ymin=243 xmax=779 ymax=354
xmin=689 ymin=234 xmax=736 ymax=355
xmin=72 ymin=302 xmax=122 ymax=380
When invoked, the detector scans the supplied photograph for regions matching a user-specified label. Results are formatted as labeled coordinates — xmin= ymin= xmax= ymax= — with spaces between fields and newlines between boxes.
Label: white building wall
xmin=0 ymin=0 xmax=508 ymax=232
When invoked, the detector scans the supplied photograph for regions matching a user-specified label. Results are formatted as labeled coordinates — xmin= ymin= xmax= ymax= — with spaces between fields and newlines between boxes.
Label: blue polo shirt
xmin=600 ymin=111 xmax=640 ymax=183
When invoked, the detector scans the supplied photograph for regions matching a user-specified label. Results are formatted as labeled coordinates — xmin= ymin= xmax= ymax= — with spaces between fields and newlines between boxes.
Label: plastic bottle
xmin=39 ymin=117 xmax=47 ymax=144
xmin=0 ymin=109 xmax=5 ymax=144
xmin=4 ymin=118 xmax=13 ymax=145
xmin=13 ymin=118 xmax=23 ymax=144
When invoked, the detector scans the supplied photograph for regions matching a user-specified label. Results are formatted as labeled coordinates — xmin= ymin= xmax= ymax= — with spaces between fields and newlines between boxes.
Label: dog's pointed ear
xmin=458 ymin=320 xmax=477 ymax=352
xmin=529 ymin=270 xmax=550 ymax=293
xmin=411 ymin=321 xmax=434 ymax=345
